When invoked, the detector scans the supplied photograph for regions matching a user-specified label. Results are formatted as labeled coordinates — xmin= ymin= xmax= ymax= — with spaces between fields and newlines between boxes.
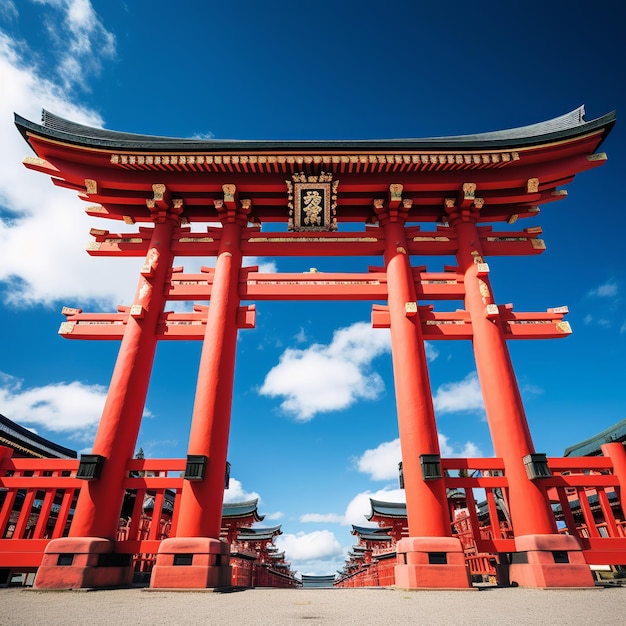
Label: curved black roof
xmin=0 ymin=413 xmax=77 ymax=459
xmin=222 ymin=498 xmax=264 ymax=520
xmin=368 ymin=498 xmax=407 ymax=519
xmin=564 ymin=418 xmax=626 ymax=457
xmin=15 ymin=106 xmax=615 ymax=153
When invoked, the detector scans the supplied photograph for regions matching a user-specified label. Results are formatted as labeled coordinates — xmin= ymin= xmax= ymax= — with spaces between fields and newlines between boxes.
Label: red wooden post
xmin=601 ymin=442 xmax=626 ymax=498
xmin=375 ymin=194 xmax=469 ymax=589
xmin=34 ymin=199 xmax=180 ymax=589
xmin=151 ymin=192 xmax=249 ymax=589
xmin=448 ymin=199 xmax=593 ymax=588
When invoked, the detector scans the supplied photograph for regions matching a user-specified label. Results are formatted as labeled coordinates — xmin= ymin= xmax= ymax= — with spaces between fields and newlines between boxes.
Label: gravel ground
xmin=1 ymin=586 xmax=626 ymax=626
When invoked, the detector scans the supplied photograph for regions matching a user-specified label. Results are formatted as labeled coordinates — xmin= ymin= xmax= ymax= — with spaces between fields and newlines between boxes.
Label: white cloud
xmin=0 ymin=1 xmax=18 ymax=21
xmin=263 ymin=511 xmax=284 ymax=521
xmin=0 ymin=18 xmax=144 ymax=309
xmin=343 ymin=487 xmax=405 ymax=527
xmin=223 ymin=477 xmax=260 ymax=504
xmin=588 ymin=280 xmax=618 ymax=298
xmin=0 ymin=371 xmax=107 ymax=440
xmin=275 ymin=530 xmax=343 ymax=562
xmin=32 ymin=0 xmax=115 ymax=90
xmin=300 ymin=513 xmax=345 ymax=524
xmin=356 ymin=434 xmax=482 ymax=482
xmin=432 ymin=372 xmax=485 ymax=415
xmin=259 ymin=321 xmax=392 ymax=421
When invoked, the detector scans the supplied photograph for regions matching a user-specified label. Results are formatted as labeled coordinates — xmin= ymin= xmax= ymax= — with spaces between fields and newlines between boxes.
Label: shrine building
xmin=9 ymin=106 xmax=623 ymax=590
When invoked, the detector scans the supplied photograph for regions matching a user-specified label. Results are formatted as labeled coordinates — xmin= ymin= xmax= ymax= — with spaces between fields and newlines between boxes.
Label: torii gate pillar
xmin=34 ymin=200 xmax=180 ymax=590
xmin=376 ymin=195 xmax=470 ymax=589
xmin=151 ymin=194 xmax=249 ymax=589
xmin=448 ymin=198 xmax=593 ymax=588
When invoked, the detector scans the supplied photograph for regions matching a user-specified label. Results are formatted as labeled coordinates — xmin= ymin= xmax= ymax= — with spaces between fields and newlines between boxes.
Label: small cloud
xmin=0 ymin=1 xmax=18 ymax=22
xmin=620 ymin=321 xmax=626 ymax=334
xmin=275 ymin=530 xmax=343 ymax=562
xmin=0 ymin=371 xmax=108 ymax=441
xmin=588 ymin=281 xmax=618 ymax=298
xmin=432 ymin=372 xmax=485 ymax=415
xmin=294 ymin=327 xmax=307 ymax=343
xmin=259 ymin=321 xmax=391 ymax=421
xmin=300 ymin=513 xmax=344 ymax=524
xmin=223 ymin=477 xmax=260 ymax=504
xmin=583 ymin=314 xmax=593 ymax=325
xmin=191 ymin=131 xmax=215 ymax=140
xmin=263 ymin=511 xmax=284 ymax=521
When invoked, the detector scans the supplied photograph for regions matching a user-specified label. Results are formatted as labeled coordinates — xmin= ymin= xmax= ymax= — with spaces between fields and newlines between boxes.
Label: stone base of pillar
xmin=33 ymin=537 xmax=133 ymax=589
xmin=394 ymin=537 xmax=471 ymax=589
xmin=508 ymin=534 xmax=594 ymax=588
xmin=150 ymin=537 xmax=232 ymax=589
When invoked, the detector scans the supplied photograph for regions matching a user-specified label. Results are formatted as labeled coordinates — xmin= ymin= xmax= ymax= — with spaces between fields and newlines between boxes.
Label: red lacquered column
xmin=376 ymin=195 xmax=469 ymax=589
xmin=35 ymin=199 xmax=180 ymax=589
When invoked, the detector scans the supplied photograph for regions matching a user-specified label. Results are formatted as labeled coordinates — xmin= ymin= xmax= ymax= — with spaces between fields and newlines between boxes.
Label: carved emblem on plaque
xmin=286 ymin=172 xmax=338 ymax=231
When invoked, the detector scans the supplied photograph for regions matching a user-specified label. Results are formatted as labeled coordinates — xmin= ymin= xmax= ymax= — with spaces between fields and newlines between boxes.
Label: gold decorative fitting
xmin=396 ymin=246 xmax=407 ymax=255
xmin=89 ymin=228 xmax=108 ymax=237
xmin=23 ymin=156 xmax=47 ymax=166
xmin=130 ymin=304 xmax=145 ymax=318
xmin=123 ymin=215 xmax=135 ymax=225
xmin=222 ymin=184 xmax=237 ymax=202
xmin=288 ymin=172 xmax=338 ymax=231
xmin=587 ymin=152 xmax=607 ymax=162
xmin=478 ymin=278 xmax=491 ymax=300
xmin=462 ymin=182 xmax=476 ymax=199
xmin=405 ymin=302 xmax=418 ymax=316
xmin=61 ymin=306 xmax=82 ymax=316
xmin=173 ymin=199 xmax=184 ymax=209
xmin=476 ymin=263 xmax=490 ymax=276
xmin=389 ymin=184 xmax=403 ymax=202
xmin=402 ymin=199 xmax=413 ymax=209
xmin=525 ymin=226 xmax=543 ymax=234
xmin=548 ymin=305 xmax=568 ymax=314
xmin=485 ymin=304 xmax=499 ymax=318
xmin=473 ymin=198 xmax=485 ymax=209
xmin=531 ymin=239 xmax=546 ymax=250
xmin=507 ymin=214 xmax=518 ymax=224
xmin=86 ymin=241 xmax=102 ymax=251
xmin=527 ymin=178 xmax=539 ymax=193
xmin=84 ymin=179 xmax=97 ymax=195
xmin=556 ymin=321 xmax=572 ymax=334
xmin=152 ymin=183 xmax=166 ymax=201
xmin=110 ymin=150 xmax=520 ymax=173
xmin=58 ymin=322 xmax=76 ymax=335
xmin=444 ymin=198 xmax=455 ymax=209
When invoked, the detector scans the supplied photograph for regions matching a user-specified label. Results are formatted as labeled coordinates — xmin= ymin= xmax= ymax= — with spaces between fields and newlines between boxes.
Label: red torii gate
xmin=13 ymin=106 xmax=618 ymax=589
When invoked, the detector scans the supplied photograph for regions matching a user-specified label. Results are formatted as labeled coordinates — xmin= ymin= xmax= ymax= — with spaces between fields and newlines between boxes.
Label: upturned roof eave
xmin=14 ymin=107 xmax=616 ymax=155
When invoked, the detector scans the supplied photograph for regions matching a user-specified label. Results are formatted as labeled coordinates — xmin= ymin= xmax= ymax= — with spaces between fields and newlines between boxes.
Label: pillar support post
xmin=446 ymin=193 xmax=593 ymax=587
xmin=375 ymin=192 xmax=469 ymax=589
xmin=151 ymin=188 xmax=249 ymax=589
xmin=34 ymin=190 xmax=181 ymax=590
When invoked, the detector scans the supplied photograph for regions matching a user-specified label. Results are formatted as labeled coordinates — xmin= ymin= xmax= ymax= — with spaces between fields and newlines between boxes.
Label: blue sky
xmin=0 ymin=1 xmax=624 ymax=576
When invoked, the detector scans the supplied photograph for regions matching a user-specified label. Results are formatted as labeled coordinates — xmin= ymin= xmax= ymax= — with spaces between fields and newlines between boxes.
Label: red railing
xmin=3 ymin=447 xmax=626 ymax=587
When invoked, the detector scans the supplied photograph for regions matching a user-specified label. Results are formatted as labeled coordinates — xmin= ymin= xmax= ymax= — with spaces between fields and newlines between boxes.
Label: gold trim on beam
xmin=109 ymin=151 xmax=523 ymax=174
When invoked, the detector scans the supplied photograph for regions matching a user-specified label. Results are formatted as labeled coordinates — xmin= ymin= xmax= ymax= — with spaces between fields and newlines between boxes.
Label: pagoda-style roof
xmin=301 ymin=574 xmax=336 ymax=588
xmin=15 ymin=106 xmax=614 ymax=152
xmin=367 ymin=499 xmax=407 ymax=520
xmin=564 ymin=418 xmax=626 ymax=457
xmin=237 ymin=525 xmax=282 ymax=541
xmin=14 ymin=106 xmax=615 ymax=227
xmin=0 ymin=413 xmax=77 ymax=459
xmin=351 ymin=524 xmax=393 ymax=542
xmin=222 ymin=498 xmax=264 ymax=521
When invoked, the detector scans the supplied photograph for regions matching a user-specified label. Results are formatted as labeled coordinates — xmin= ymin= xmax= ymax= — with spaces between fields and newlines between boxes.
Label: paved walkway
xmin=2 ymin=586 xmax=626 ymax=625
